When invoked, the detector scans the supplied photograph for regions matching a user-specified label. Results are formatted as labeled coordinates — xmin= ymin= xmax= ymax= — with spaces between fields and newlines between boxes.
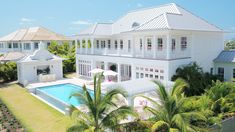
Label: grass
xmin=0 ymin=83 xmax=72 ymax=132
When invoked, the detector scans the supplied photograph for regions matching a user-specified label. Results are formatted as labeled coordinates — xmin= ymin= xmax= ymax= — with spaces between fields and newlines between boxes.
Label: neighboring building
xmin=214 ymin=50 xmax=235 ymax=81
xmin=17 ymin=48 xmax=64 ymax=86
xmin=0 ymin=52 xmax=26 ymax=62
xmin=0 ymin=27 xmax=69 ymax=54
xmin=73 ymin=3 xmax=224 ymax=82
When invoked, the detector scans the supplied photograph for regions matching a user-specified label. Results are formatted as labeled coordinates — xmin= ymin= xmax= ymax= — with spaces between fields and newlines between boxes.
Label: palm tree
xmin=67 ymin=74 xmax=135 ymax=132
xmin=139 ymin=79 xmax=207 ymax=132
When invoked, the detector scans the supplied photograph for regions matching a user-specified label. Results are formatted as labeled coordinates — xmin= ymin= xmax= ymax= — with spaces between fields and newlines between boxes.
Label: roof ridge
xmin=127 ymin=3 xmax=176 ymax=14
xmin=91 ymin=23 xmax=98 ymax=35
xmin=133 ymin=13 xmax=166 ymax=31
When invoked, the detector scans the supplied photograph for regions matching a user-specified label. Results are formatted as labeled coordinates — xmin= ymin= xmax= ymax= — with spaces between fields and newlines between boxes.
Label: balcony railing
xmin=77 ymin=47 xmax=190 ymax=60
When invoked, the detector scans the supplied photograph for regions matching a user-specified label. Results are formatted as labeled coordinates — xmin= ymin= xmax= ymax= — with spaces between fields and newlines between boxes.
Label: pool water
xmin=37 ymin=83 xmax=94 ymax=106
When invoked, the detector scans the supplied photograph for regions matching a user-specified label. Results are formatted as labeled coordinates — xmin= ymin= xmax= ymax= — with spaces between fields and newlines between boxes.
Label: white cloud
xmin=137 ymin=3 xmax=143 ymax=7
xmin=71 ymin=20 xmax=92 ymax=25
xmin=20 ymin=17 xmax=35 ymax=22
xmin=20 ymin=17 xmax=35 ymax=25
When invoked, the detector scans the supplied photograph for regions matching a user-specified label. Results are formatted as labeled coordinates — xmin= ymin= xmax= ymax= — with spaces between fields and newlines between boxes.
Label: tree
xmin=0 ymin=61 xmax=17 ymax=83
xmin=171 ymin=62 xmax=222 ymax=96
xmin=67 ymin=74 xmax=135 ymax=132
xmin=225 ymin=40 xmax=235 ymax=50
xmin=47 ymin=41 xmax=76 ymax=74
xmin=139 ymin=79 xmax=207 ymax=132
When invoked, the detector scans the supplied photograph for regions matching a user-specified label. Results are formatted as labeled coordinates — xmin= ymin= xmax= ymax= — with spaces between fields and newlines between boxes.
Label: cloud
xmin=71 ymin=20 xmax=92 ymax=25
xmin=20 ymin=17 xmax=35 ymax=25
xmin=137 ymin=3 xmax=143 ymax=7
xmin=231 ymin=27 xmax=235 ymax=30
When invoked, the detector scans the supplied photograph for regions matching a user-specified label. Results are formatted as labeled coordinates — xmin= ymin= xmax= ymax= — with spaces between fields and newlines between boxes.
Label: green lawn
xmin=0 ymin=84 xmax=72 ymax=132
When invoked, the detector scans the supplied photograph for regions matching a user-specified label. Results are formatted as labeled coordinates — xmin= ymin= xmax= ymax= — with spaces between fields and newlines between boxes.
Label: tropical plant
xmin=139 ymin=79 xmax=207 ymax=132
xmin=47 ymin=41 xmax=76 ymax=74
xmin=0 ymin=61 xmax=17 ymax=83
xmin=171 ymin=62 xmax=223 ymax=96
xmin=67 ymin=74 xmax=135 ymax=132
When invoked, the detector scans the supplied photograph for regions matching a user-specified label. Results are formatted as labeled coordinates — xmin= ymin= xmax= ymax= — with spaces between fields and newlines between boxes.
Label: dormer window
xmin=132 ymin=22 xmax=140 ymax=28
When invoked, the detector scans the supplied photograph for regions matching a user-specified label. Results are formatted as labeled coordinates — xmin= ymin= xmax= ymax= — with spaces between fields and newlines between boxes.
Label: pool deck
xmin=26 ymin=77 xmax=109 ymax=93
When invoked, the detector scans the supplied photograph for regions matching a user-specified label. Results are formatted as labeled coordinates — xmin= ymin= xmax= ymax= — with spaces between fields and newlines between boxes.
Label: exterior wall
xmin=0 ymin=40 xmax=64 ymax=54
xmin=17 ymin=60 xmax=63 ymax=84
xmin=191 ymin=32 xmax=224 ymax=72
xmin=214 ymin=62 xmax=235 ymax=81
xmin=76 ymin=54 xmax=191 ymax=82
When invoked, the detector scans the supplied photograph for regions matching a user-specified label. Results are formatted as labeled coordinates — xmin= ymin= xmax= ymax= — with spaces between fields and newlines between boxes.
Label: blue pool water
xmin=37 ymin=83 xmax=94 ymax=107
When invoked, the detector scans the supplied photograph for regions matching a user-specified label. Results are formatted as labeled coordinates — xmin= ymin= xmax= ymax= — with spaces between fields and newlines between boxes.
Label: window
xmin=233 ymin=69 xmax=235 ymax=78
xmin=120 ymin=40 xmax=123 ymax=49
xmin=0 ymin=43 xmax=3 ymax=48
xmin=150 ymin=68 xmax=153 ymax=72
xmin=218 ymin=67 xmax=224 ymax=79
xmin=8 ymin=43 xmax=12 ymax=48
xmin=108 ymin=40 xmax=111 ymax=49
xmin=136 ymin=72 xmax=140 ymax=79
xmin=147 ymin=38 xmax=152 ymax=50
xmin=172 ymin=39 xmax=176 ymax=50
xmin=13 ymin=43 xmax=18 ymax=48
xmin=181 ymin=37 xmax=187 ymax=50
xmin=47 ymin=42 xmax=50 ymax=47
xmin=115 ymin=40 xmax=118 ymax=49
xmin=150 ymin=74 xmax=153 ymax=78
xmin=155 ymin=75 xmax=159 ymax=79
xmin=145 ymin=74 xmax=149 ymax=78
xmin=140 ymin=73 xmax=144 ymax=78
xmin=96 ymin=40 xmax=99 ymax=48
xmin=24 ymin=43 xmax=31 ymax=50
xmin=155 ymin=69 xmax=159 ymax=73
xmin=128 ymin=40 xmax=131 ymax=52
xmin=101 ymin=41 xmax=105 ymax=48
xmin=210 ymin=68 xmax=213 ymax=74
xmin=140 ymin=39 xmax=143 ymax=50
xmin=145 ymin=68 xmax=148 ymax=71
xmin=160 ymin=70 xmax=164 ymax=73
xmin=136 ymin=67 xmax=139 ymax=70
xmin=160 ymin=76 xmax=164 ymax=80
xmin=34 ymin=42 xmax=39 ymax=49
xmin=158 ymin=38 xmax=163 ymax=50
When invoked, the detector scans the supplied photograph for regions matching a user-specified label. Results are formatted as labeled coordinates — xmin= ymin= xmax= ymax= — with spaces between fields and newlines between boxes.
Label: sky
xmin=0 ymin=0 xmax=234 ymax=40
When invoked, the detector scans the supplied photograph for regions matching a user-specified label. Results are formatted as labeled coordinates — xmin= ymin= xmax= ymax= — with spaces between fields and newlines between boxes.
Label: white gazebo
xmin=17 ymin=48 xmax=64 ymax=86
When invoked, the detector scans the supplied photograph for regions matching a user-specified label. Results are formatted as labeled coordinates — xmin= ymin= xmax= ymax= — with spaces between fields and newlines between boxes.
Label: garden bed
xmin=0 ymin=99 xmax=25 ymax=131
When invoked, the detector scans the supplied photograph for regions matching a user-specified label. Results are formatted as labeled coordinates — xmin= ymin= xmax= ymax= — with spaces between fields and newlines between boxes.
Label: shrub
xmin=171 ymin=62 xmax=223 ymax=96
xmin=0 ymin=62 xmax=17 ymax=83
xmin=151 ymin=121 xmax=170 ymax=132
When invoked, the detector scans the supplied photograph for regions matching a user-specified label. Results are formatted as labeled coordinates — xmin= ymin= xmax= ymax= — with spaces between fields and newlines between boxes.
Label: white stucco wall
xmin=214 ymin=62 xmax=235 ymax=81
xmin=191 ymin=31 xmax=224 ymax=72
xmin=17 ymin=60 xmax=63 ymax=84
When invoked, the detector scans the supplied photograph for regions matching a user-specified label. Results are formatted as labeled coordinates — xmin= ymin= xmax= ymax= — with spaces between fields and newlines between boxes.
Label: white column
xmin=153 ymin=35 xmax=157 ymax=58
xmin=104 ymin=40 xmax=107 ymax=55
xmin=11 ymin=42 xmax=13 ymax=51
xmin=79 ymin=39 xmax=82 ymax=53
xmin=131 ymin=37 xmax=135 ymax=57
xmin=142 ymin=37 xmax=145 ymax=57
xmin=104 ymin=62 xmax=109 ymax=70
xmin=85 ymin=39 xmax=88 ymax=54
xmin=117 ymin=63 xmax=121 ymax=82
xmin=31 ymin=42 xmax=34 ymax=52
xmin=117 ymin=40 xmax=120 ymax=56
xmin=91 ymin=39 xmax=94 ymax=54
xmin=131 ymin=64 xmax=135 ymax=80
xmin=166 ymin=34 xmax=171 ymax=60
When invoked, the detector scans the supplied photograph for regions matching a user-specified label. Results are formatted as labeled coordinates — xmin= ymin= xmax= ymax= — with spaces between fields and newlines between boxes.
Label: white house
xmin=17 ymin=47 xmax=64 ymax=86
xmin=0 ymin=27 xmax=69 ymax=54
xmin=214 ymin=50 xmax=235 ymax=81
xmin=73 ymin=3 xmax=224 ymax=82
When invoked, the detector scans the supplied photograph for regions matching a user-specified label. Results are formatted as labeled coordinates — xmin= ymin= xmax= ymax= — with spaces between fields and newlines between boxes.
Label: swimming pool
xmin=35 ymin=83 xmax=94 ymax=113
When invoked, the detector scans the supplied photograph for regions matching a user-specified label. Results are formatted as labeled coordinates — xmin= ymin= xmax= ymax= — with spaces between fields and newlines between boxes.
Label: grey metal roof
xmin=214 ymin=50 xmax=235 ymax=63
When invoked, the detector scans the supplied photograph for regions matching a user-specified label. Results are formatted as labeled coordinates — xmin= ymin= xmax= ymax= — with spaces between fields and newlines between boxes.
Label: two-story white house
xmin=0 ymin=27 xmax=69 ymax=55
xmin=73 ymin=3 xmax=224 ymax=83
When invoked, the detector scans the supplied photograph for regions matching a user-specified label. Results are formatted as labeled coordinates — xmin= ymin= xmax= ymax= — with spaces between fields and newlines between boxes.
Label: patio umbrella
xmin=89 ymin=68 xmax=104 ymax=74
xmin=103 ymin=70 xmax=118 ymax=76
